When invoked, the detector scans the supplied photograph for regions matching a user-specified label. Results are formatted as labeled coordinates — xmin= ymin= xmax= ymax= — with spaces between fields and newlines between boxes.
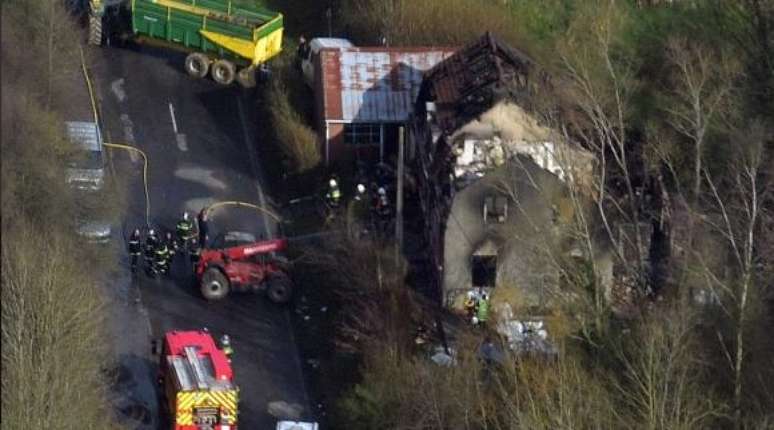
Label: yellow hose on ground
xmin=80 ymin=45 xmax=152 ymax=227
xmin=103 ymin=142 xmax=151 ymax=226
xmin=204 ymin=201 xmax=282 ymax=223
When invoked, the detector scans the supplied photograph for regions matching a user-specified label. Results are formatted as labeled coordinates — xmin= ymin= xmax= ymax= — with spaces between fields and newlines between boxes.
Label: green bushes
xmin=266 ymin=55 xmax=321 ymax=173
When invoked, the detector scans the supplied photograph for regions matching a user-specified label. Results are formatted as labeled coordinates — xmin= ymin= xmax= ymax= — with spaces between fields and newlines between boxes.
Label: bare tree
xmin=553 ymin=2 xmax=653 ymax=296
xmin=613 ymin=307 xmax=724 ymax=430
xmin=662 ymin=38 xmax=741 ymax=204
xmin=693 ymin=122 xmax=772 ymax=429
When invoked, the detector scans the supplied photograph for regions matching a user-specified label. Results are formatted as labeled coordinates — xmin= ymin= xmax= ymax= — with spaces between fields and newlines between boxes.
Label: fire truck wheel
xmin=185 ymin=53 xmax=210 ymax=79
xmin=266 ymin=274 xmax=293 ymax=304
xmin=211 ymin=59 xmax=236 ymax=85
xmin=201 ymin=268 xmax=229 ymax=301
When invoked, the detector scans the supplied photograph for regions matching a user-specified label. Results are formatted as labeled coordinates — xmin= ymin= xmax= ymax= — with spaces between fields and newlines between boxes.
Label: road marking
xmin=119 ymin=113 xmax=139 ymax=162
xmin=110 ymin=78 xmax=126 ymax=102
xmin=175 ymin=134 xmax=188 ymax=152
xmin=174 ymin=166 xmax=227 ymax=190
xmin=168 ymin=102 xmax=178 ymax=134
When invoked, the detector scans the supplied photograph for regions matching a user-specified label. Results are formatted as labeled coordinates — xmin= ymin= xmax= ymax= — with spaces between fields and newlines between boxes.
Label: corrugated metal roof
xmin=320 ymin=47 xmax=456 ymax=122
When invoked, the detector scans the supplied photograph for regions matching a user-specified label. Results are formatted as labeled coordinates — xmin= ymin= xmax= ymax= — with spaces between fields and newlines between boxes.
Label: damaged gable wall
xmin=448 ymin=101 xmax=596 ymax=196
xmin=443 ymin=157 xmax=570 ymax=309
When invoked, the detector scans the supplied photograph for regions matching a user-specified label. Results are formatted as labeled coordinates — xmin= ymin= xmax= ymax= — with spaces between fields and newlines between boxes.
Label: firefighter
xmin=325 ymin=177 xmax=342 ymax=209
xmin=128 ymin=229 xmax=142 ymax=272
xmin=476 ymin=293 xmax=490 ymax=327
xmin=296 ymin=35 xmax=310 ymax=69
xmin=375 ymin=187 xmax=390 ymax=217
xmin=165 ymin=231 xmax=178 ymax=261
xmin=190 ymin=238 xmax=201 ymax=269
xmin=354 ymin=183 xmax=367 ymax=202
xmin=144 ymin=229 xmax=159 ymax=270
xmin=464 ymin=292 xmax=478 ymax=323
xmin=176 ymin=212 xmax=194 ymax=250
xmin=220 ymin=334 xmax=234 ymax=362
xmin=153 ymin=239 xmax=170 ymax=276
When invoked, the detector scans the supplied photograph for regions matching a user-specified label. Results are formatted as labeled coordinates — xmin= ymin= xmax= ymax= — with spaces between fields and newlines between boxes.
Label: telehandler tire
xmin=201 ymin=267 xmax=230 ymax=301
xmin=211 ymin=59 xmax=236 ymax=85
xmin=185 ymin=53 xmax=210 ymax=79
xmin=266 ymin=273 xmax=293 ymax=304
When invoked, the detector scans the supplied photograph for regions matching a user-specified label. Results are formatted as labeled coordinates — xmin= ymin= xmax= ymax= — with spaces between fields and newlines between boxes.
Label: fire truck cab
xmin=155 ymin=330 xmax=239 ymax=430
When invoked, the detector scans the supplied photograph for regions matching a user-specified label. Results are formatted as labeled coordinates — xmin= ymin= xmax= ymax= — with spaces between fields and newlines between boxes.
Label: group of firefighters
xmin=323 ymin=164 xmax=393 ymax=230
xmin=127 ymin=211 xmax=204 ymax=277
xmin=464 ymin=290 xmax=491 ymax=327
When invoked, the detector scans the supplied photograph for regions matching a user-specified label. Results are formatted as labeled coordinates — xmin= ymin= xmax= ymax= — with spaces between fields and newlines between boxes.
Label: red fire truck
xmin=155 ymin=330 xmax=239 ymax=429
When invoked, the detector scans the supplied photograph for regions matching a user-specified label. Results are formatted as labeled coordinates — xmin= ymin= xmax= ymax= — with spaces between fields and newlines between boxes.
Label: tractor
xmin=195 ymin=231 xmax=293 ymax=304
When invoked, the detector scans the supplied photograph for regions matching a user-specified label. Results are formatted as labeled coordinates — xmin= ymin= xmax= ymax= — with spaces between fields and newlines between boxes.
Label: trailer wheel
xmin=211 ymin=60 xmax=236 ymax=86
xmin=185 ymin=53 xmax=210 ymax=79
xmin=201 ymin=268 xmax=229 ymax=301
xmin=266 ymin=273 xmax=293 ymax=304
xmin=236 ymin=67 xmax=256 ymax=88
xmin=88 ymin=14 xmax=103 ymax=46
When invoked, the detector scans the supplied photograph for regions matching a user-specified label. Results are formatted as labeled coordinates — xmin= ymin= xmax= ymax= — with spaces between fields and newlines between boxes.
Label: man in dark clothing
xmin=296 ymin=35 xmax=310 ymax=70
xmin=128 ymin=229 xmax=142 ymax=273
xmin=197 ymin=208 xmax=209 ymax=248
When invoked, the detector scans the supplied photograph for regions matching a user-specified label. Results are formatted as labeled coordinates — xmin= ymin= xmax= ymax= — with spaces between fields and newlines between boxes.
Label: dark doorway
xmin=472 ymin=255 xmax=497 ymax=288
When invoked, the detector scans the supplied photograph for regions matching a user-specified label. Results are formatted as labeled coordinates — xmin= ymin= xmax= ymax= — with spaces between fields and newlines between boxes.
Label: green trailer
xmin=89 ymin=0 xmax=283 ymax=87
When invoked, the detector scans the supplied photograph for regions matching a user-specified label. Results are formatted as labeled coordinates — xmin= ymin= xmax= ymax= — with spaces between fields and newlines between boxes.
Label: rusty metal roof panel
xmin=320 ymin=48 xmax=456 ymax=122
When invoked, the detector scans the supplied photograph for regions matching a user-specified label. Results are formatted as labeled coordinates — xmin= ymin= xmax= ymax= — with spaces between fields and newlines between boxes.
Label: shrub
xmin=267 ymin=63 xmax=321 ymax=173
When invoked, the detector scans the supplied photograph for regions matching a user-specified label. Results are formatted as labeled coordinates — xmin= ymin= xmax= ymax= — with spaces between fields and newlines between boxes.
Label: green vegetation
xmin=266 ymin=54 xmax=321 ymax=173
xmin=1 ymin=0 xmax=125 ymax=428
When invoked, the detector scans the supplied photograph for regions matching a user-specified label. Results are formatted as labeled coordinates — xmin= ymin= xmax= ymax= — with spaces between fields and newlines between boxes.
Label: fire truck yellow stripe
xmin=175 ymin=390 xmax=238 ymax=425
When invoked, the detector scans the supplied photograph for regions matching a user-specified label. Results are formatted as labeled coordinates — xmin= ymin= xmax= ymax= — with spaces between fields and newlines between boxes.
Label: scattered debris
xmin=430 ymin=346 xmax=457 ymax=367
xmin=267 ymin=401 xmax=304 ymax=420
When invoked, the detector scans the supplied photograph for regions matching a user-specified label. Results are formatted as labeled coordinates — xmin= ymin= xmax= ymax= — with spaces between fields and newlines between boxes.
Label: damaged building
xmin=409 ymin=32 xmax=606 ymax=311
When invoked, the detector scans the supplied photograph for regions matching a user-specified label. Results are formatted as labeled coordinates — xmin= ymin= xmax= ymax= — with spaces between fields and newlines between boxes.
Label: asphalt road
xmin=93 ymin=42 xmax=311 ymax=429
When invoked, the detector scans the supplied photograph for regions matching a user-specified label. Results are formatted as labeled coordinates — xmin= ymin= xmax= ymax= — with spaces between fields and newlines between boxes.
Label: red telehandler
xmin=194 ymin=203 xmax=294 ymax=304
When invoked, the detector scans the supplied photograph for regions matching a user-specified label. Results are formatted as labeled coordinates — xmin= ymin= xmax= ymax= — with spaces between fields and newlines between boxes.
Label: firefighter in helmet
xmin=376 ymin=187 xmax=390 ymax=217
xmin=128 ymin=229 xmax=142 ymax=272
xmin=220 ymin=334 xmax=234 ymax=362
xmin=325 ymin=177 xmax=342 ymax=208
xmin=153 ymin=238 xmax=170 ymax=276
xmin=464 ymin=291 xmax=478 ymax=323
xmin=176 ymin=212 xmax=194 ymax=250
xmin=144 ymin=229 xmax=159 ymax=270
xmin=165 ymin=231 xmax=178 ymax=263
xmin=354 ymin=183 xmax=367 ymax=202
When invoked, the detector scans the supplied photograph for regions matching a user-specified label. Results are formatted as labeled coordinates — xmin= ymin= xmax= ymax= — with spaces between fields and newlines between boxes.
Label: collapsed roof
xmin=417 ymin=31 xmax=547 ymax=134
